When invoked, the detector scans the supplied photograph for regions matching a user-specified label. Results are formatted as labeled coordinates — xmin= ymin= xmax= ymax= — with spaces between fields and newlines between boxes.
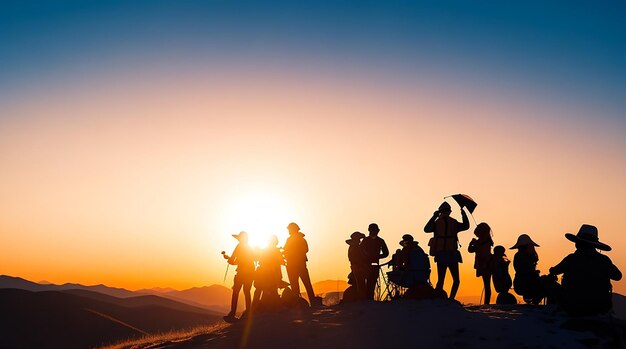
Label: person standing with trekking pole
xmin=222 ymin=231 xmax=255 ymax=322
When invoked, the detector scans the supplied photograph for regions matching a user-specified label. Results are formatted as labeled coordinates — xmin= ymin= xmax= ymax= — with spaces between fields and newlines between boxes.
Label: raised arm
xmin=227 ymin=246 xmax=239 ymax=265
xmin=609 ymin=261 xmax=622 ymax=281
xmin=424 ymin=211 xmax=438 ymax=233
xmin=549 ymin=255 xmax=570 ymax=275
xmin=467 ymin=238 xmax=478 ymax=253
xmin=458 ymin=209 xmax=470 ymax=232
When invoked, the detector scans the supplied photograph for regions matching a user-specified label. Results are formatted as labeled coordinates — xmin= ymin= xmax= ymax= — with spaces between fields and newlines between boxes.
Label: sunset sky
xmin=1 ymin=1 xmax=625 ymax=299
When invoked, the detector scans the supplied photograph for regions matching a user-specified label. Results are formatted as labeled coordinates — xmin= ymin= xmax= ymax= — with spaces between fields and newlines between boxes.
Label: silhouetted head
xmin=474 ymin=222 xmax=492 ymax=239
xmin=510 ymin=234 xmax=539 ymax=250
xmin=346 ymin=231 xmax=365 ymax=244
xmin=399 ymin=234 xmax=414 ymax=246
xmin=268 ymin=234 xmax=279 ymax=247
xmin=232 ymin=231 xmax=248 ymax=243
xmin=368 ymin=223 xmax=380 ymax=236
xmin=565 ymin=224 xmax=611 ymax=251
xmin=438 ymin=202 xmax=451 ymax=217
xmin=350 ymin=231 xmax=365 ymax=240
xmin=287 ymin=222 xmax=300 ymax=235
xmin=493 ymin=245 xmax=505 ymax=256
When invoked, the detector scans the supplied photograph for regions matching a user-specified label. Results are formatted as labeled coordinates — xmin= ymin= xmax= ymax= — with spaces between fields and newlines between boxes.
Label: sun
xmin=222 ymin=191 xmax=293 ymax=248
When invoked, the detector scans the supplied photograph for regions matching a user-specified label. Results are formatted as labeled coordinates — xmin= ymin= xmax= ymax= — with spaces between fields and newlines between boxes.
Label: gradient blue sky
xmin=1 ymin=1 xmax=626 ymax=294
xmin=2 ymin=0 xmax=626 ymax=118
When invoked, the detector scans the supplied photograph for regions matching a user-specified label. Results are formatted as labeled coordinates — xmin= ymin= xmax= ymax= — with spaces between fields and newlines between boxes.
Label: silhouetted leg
xmin=229 ymin=275 xmax=242 ymax=316
xmin=449 ymin=262 xmax=460 ymax=300
xmin=300 ymin=266 xmax=316 ymax=302
xmin=287 ymin=267 xmax=301 ymax=297
xmin=353 ymin=266 xmax=366 ymax=300
xmin=252 ymin=287 xmax=262 ymax=308
xmin=366 ymin=265 xmax=377 ymax=300
xmin=482 ymin=274 xmax=492 ymax=305
xmin=243 ymin=280 xmax=252 ymax=311
xmin=435 ymin=263 xmax=447 ymax=291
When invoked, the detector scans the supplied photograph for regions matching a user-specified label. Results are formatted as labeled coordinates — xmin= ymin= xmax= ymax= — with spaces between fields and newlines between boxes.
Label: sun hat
xmin=232 ymin=231 xmax=248 ymax=240
xmin=510 ymin=234 xmax=539 ymax=249
xmin=565 ymin=224 xmax=611 ymax=251
xmin=350 ymin=231 xmax=365 ymax=240
xmin=346 ymin=231 xmax=366 ymax=244
xmin=399 ymin=234 xmax=415 ymax=245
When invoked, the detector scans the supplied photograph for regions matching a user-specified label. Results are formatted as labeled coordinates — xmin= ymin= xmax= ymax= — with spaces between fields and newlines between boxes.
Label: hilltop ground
xmin=107 ymin=300 xmax=626 ymax=349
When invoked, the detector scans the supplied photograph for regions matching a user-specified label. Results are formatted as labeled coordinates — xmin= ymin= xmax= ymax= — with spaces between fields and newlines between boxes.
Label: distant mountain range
xmin=0 ymin=275 xmax=232 ymax=313
xmin=0 ymin=275 xmax=139 ymax=298
xmin=0 ymin=275 xmax=349 ymax=311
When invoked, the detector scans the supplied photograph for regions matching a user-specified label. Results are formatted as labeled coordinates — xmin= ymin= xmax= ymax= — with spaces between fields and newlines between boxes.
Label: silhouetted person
xmin=222 ymin=231 xmax=255 ymax=321
xmin=252 ymin=235 xmax=286 ymax=311
xmin=388 ymin=234 xmax=430 ymax=288
xmin=468 ymin=222 xmax=494 ymax=304
xmin=346 ymin=231 xmax=367 ymax=300
xmin=424 ymin=201 xmax=469 ymax=300
xmin=491 ymin=245 xmax=516 ymax=304
xmin=283 ymin=222 xmax=322 ymax=306
xmin=361 ymin=223 xmax=389 ymax=300
xmin=550 ymin=224 xmax=622 ymax=316
xmin=510 ymin=234 xmax=544 ymax=304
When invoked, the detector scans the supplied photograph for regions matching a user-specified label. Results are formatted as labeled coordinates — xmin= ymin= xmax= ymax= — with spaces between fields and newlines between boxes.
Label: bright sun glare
xmin=223 ymin=192 xmax=293 ymax=248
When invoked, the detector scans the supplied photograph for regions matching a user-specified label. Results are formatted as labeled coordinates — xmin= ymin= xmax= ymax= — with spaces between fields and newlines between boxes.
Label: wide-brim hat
xmin=232 ymin=231 xmax=248 ymax=240
xmin=346 ymin=231 xmax=365 ymax=244
xmin=510 ymin=234 xmax=539 ymax=249
xmin=399 ymin=233 xmax=415 ymax=246
xmin=565 ymin=224 xmax=611 ymax=251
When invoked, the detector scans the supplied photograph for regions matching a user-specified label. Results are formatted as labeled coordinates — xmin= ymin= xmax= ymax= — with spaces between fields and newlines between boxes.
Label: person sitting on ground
xmin=510 ymin=234 xmax=551 ymax=304
xmin=252 ymin=235 xmax=286 ymax=312
xmin=361 ymin=223 xmax=390 ymax=300
xmin=387 ymin=234 xmax=431 ymax=289
xmin=283 ymin=222 xmax=322 ymax=307
xmin=424 ymin=201 xmax=470 ymax=300
xmin=345 ymin=231 xmax=367 ymax=300
xmin=549 ymin=224 xmax=622 ymax=316
xmin=222 ymin=231 xmax=256 ymax=321
xmin=491 ymin=245 xmax=516 ymax=304
xmin=468 ymin=222 xmax=494 ymax=305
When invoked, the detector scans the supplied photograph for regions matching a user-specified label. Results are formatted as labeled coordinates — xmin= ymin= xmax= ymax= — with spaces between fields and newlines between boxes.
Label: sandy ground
xmin=147 ymin=300 xmax=626 ymax=349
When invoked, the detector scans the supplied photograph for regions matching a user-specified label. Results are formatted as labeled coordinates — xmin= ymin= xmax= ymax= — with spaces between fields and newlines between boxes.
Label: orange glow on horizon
xmin=0 ymin=65 xmax=624 ymax=300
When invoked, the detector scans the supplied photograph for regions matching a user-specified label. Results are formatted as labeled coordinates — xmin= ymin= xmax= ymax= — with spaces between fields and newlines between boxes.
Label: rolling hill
xmin=0 ymin=288 xmax=221 ymax=349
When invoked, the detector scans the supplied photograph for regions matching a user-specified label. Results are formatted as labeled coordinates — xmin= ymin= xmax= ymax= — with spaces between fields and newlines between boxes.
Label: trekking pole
xmin=221 ymin=251 xmax=230 ymax=283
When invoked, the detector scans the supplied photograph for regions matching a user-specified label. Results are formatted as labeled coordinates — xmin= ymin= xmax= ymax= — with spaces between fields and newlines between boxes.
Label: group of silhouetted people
xmin=222 ymin=200 xmax=622 ymax=320
xmin=342 ymin=200 xmax=622 ymax=317
xmin=221 ymin=222 xmax=322 ymax=322
xmin=345 ymin=223 xmax=390 ymax=300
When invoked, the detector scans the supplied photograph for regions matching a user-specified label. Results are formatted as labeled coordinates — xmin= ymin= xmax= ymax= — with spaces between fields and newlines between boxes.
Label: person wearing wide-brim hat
xmin=345 ymin=231 xmax=367 ymax=300
xmin=510 ymin=234 xmax=544 ymax=304
xmin=222 ymin=231 xmax=256 ymax=321
xmin=550 ymin=224 xmax=622 ymax=316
